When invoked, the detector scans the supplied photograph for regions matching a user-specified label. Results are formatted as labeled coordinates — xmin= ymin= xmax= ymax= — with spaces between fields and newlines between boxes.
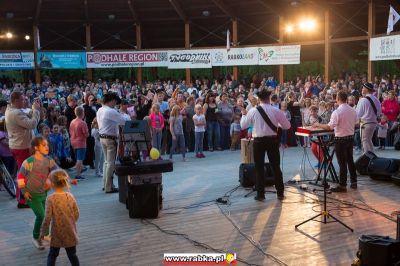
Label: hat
xmin=362 ymin=82 xmax=374 ymax=91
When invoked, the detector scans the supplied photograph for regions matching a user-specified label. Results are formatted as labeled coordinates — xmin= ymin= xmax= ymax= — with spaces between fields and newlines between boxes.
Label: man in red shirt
xmin=69 ymin=106 xmax=89 ymax=180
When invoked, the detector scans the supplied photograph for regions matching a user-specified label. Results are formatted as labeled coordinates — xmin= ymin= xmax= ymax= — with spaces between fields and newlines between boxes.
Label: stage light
xmin=6 ymin=32 xmax=13 ymax=39
xmin=285 ymin=25 xmax=294 ymax=33
xmin=299 ymin=19 xmax=316 ymax=31
xmin=25 ymin=35 xmax=30 ymax=40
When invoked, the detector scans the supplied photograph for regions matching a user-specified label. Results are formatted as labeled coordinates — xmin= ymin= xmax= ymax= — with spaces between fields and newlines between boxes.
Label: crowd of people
xmin=1 ymin=72 xmax=400 ymax=261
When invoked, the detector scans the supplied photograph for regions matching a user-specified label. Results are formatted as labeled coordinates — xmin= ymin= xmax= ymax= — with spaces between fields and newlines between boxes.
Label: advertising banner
xmin=0 ymin=52 xmax=34 ymax=69
xmin=211 ymin=47 xmax=258 ymax=66
xmin=167 ymin=50 xmax=212 ymax=69
xmin=37 ymin=52 xmax=86 ymax=69
xmin=370 ymin=35 xmax=400 ymax=61
xmin=86 ymin=51 xmax=168 ymax=68
xmin=258 ymin=45 xmax=301 ymax=65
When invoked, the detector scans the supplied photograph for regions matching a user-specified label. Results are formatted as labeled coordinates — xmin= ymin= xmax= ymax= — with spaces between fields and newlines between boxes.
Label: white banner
xmin=86 ymin=51 xmax=168 ymax=68
xmin=258 ymin=45 xmax=300 ymax=65
xmin=370 ymin=35 xmax=400 ymax=61
xmin=167 ymin=50 xmax=212 ymax=69
xmin=0 ymin=52 xmax=34 ymax=69
xmin=211 ymin=47 xmax=258 ymax=66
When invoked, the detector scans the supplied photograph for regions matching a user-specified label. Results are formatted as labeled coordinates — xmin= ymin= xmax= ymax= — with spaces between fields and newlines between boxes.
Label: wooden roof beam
xmin=127 ymin=0 xmax=140 ymax=25
xmin=169 ymin=0 xmax=188 ymax=23
xmin=211 ymin=0 xmax=236 ymax=19
xmin=84 ymin=0 xmax=89 ymax=22
xmin=34 ymin=0 xmax=42 ymax=25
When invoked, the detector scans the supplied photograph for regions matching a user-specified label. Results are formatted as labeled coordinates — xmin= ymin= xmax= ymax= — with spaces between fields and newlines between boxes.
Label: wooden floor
xmin=0 ymin=147 xmax=399 ymax=266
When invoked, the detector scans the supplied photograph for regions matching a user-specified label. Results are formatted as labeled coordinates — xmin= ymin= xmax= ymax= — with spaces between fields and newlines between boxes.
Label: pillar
xmin=324 ymin=10 xmax=331 ymax=85
xmin=232 ymin=19 xmax=238 ymax=81
xmin=367 ymin=0 xmax=375 ymax=82
xmin=278 ymin=16 xmax=284 ymax=84
xmin=33 ymin=25 xmax=41 ymax=85
xmin=185 ymin=23 xmax=191 ymax=84
xmin=85 ymin=24 xmax=93 ymax=81
xmin=136 ymin=24 xmax=143 ymax=85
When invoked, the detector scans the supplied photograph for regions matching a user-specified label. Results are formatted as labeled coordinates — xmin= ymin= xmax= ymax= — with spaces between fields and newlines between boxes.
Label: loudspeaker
xmin=127 ymin=183 xmax=162 ymax=218
xmin=239 ymin=163 xmax=275 ymax=187
xmin=358 ymin=235 xmax=400 ymax=266
xmin=355 ymin=151 xmax=377 ymax=175
xmin=118 ymin=175 xmax=128 ymax=205
xmin=368 ymin=158 xmax=399 ymax=181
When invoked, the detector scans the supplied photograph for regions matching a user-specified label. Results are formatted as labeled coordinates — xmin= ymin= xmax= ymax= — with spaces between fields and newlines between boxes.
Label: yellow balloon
xmin=150 ymin=148 xmax=160 ymax=160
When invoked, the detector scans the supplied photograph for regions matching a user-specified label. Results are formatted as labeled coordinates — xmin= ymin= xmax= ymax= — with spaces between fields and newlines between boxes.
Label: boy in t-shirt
xmin=230 ymin=115 xmax=241 ymax=150
xmin=193 ymin=104 xmax=206 ymax=158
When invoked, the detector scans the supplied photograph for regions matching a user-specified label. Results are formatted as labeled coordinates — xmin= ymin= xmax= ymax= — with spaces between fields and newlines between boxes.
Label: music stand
xmin=119 ymin=120 xmax=152 ymax=163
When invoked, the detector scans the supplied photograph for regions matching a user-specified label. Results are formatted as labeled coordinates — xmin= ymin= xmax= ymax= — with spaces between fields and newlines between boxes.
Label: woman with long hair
xmin=169 ymin=105 xmax=186 ymax=161
xmin=82 ymin=93 xmax=99 ymax=168
xmin=203 ymin=93 xmax=221 ymax=151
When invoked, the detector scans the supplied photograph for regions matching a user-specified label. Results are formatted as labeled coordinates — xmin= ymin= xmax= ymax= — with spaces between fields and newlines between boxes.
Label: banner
xmin=37 ymin=52 xmax=86 ymax=69
xmin=370 ymin=35 xmax=400 ymax=61
xmin=258 ymin=45 xmax=300 ymax=65
xmin=86 ymin=51 xmax=168 ymax=68
xmin=211 ymin=47 xmax=258 ymax=66
xmin=0 ymin=52 xmax=34 ymax=69
xmin=167 ymin=50 xmax=212 ymax=69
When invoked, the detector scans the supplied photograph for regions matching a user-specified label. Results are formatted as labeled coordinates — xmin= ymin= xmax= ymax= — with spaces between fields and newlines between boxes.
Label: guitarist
xmin=240 ymin=88 xmax=291 ymax=201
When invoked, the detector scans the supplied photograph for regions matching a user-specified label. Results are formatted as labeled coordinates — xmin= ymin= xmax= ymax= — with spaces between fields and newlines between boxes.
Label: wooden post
xmin=279 ymin=16 xmax=284 ymax=84
xmin=85 ymin=24 xmax=93 ymax=81
xmin=232 ymin=19 xmax=238 ymax=81
xmin=324 ymin=10 xmax=331 ymax=85
xmin=367 ymin=0 xmax=375 ymax=82
xmin=185 ymin=23 xmax=191 ymax=84
xmin=33 ymin=25 xmax=41 ymax=85
xmin=136 ymin=24 xmax=143 ymax=85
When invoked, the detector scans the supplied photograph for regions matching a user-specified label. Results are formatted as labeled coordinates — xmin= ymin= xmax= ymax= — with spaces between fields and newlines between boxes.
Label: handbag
xmin=256 ymin=106 xmax=282 ymax=138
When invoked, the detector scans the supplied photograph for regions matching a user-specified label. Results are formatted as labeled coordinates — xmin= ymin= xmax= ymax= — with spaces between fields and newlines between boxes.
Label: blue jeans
xmin=219 ymin=123 xmax=231 ymax=150
xmin=47 ymin=246 xmax=79 ymax=266
xmin=207 ymin=121 xmax=220 ymax=150
xmin=152 ymin=130 xmax=162 ymax=151
xmin=195 ymin=132 xmax=205 ymax=153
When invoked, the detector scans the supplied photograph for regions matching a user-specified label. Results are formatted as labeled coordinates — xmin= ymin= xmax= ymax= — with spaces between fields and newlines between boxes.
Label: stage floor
xmin=0 ymin=147 xmax=399 ymax=266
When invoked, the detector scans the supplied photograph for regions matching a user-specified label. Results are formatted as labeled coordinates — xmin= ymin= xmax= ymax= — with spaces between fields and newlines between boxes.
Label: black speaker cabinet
xmin=355 ymin=151 xmax=377 ymax=175
xmin=239 ymin=163 xmax=275 ymax=187
xmin=359 ymin=235 xmax=400 ymax=266
xmin=127 ymin=183 xmax=162 ymax=219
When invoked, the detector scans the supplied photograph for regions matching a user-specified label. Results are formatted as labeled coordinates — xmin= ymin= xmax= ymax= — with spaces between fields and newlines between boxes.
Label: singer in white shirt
xmin=240 ymin=88 xmax=290 ymax=201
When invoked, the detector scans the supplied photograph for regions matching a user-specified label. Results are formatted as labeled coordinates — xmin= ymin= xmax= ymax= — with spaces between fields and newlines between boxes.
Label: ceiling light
xmin=6 ymin=32 xmax=13 ymax=39
xmin=202 ymin=10 xmax=210 ymax=17
xmin=285 ymin=25 xmax=294 ymax=33
xmin=108 ymin=14 xmax=115 ymax=20
xmin=25 ymin=35 xmax=30 ymax=40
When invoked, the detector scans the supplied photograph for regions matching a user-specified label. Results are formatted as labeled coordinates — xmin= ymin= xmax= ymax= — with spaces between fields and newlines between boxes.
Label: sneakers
xmin=330 ymin=185 xmax=347 ymax=192
xmin=199 ymin=153 xmax=205 ymax=158
xmin=96 ymin=172 xmax=103 ymax=177
xmin=196 ymin=154 xmax=201 ymax=158
xmin=32 ymin=238 xmax=45 ymax=250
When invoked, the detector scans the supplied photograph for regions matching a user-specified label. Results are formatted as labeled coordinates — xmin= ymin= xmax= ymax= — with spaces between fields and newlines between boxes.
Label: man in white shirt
xmin=240 ymin=88 xmax=291 ymax=201
xmin=97 ymin=93 xmax=126 ymax=193
xmin=314 ymin=90 xmax=358 ymax=192
xmin=356 ymin=82 xmax=381 ymax=153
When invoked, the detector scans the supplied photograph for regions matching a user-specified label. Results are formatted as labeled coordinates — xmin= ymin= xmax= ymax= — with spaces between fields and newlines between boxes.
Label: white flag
xmin=226 ymin=29 xmax=230 ymax=51
xmin=387 ymin=5 xmax=400 ymax=35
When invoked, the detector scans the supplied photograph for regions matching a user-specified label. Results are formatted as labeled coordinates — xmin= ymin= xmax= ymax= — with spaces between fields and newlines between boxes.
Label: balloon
xmin=149 ymin=148 xmax=160 ymax=160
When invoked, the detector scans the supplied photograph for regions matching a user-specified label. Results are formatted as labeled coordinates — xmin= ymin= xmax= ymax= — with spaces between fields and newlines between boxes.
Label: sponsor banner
xmin=370 ymin=35 xmax=400 ymax=61
xmin=211 ymin=47 xmax=258 ymax=66
xmin=258 ymin=45 xmax=301 ymax=65
xmin=167 ymin=50 xmax=212 ymax=69
xmin=86 ymin=51 xmax=168 ymax=68
xmin=0 ymin=52 xmax=34 ymax=69
xmin=37 ymin=52 xmax=86 ymax=69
